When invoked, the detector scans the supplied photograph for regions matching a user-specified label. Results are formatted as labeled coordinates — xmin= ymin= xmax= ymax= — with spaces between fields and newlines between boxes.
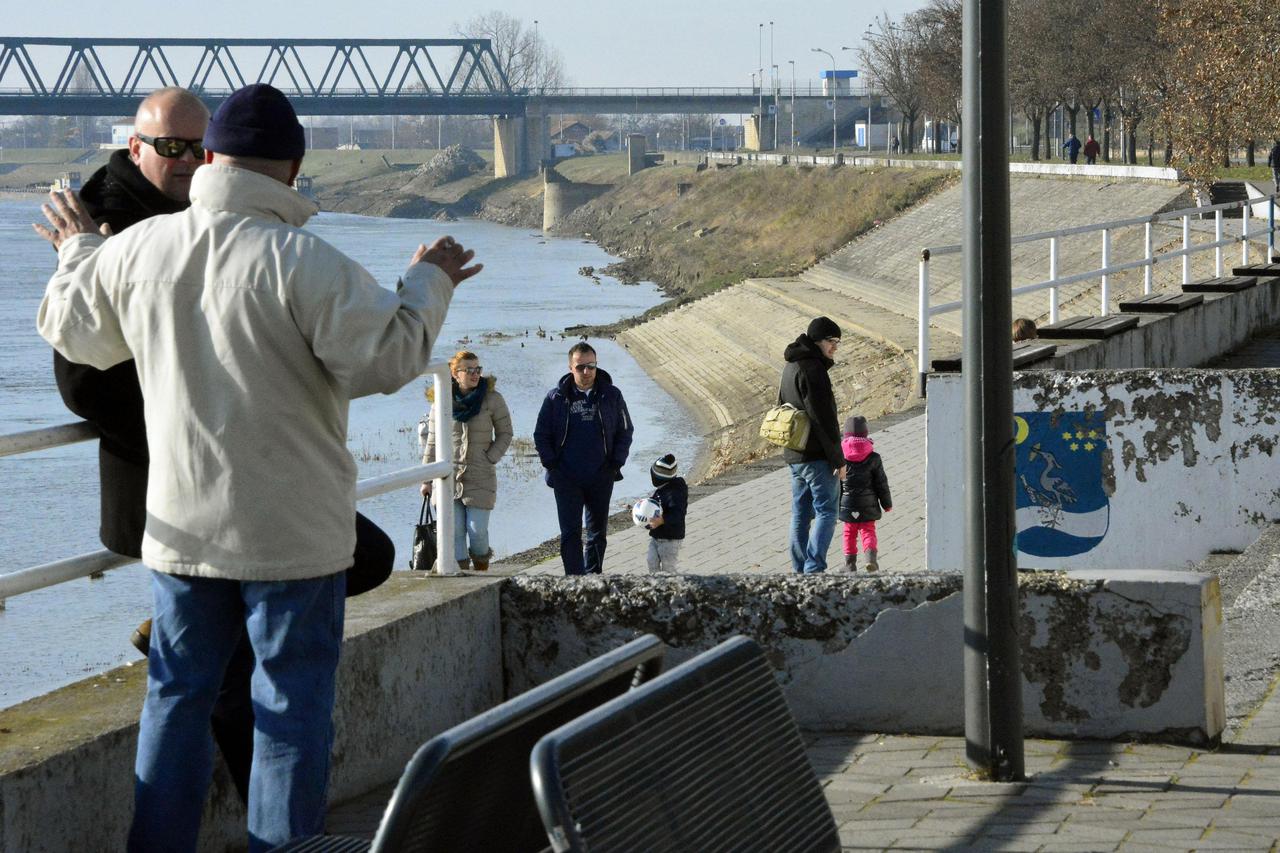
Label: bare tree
xmin=456 ymin=10 xmax=567 ymax=93
xmin=1009 ymin=0 xmax=1060 ymax=160
xmin=860 ymin=13 xmax=925 ymax=152
xmin=912 ymin=0 xmax=963 ymax=150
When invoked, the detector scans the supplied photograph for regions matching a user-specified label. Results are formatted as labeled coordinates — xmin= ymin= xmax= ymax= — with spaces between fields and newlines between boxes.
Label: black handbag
xmin=409 ymin=496 xmax=438 ymax=572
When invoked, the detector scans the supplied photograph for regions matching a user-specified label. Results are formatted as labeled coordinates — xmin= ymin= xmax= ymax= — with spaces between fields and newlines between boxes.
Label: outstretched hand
xmin=411 ymin=236 xmax=483 ymax=286
xmin=32 ymin=189 xmax=112 ymax=250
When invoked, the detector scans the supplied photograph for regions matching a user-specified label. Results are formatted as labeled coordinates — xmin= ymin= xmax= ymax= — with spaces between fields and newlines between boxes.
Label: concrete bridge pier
xmin=744 ymin=114 xmax=778 ymax=152
xmin=493 ymin=114 xmax=550 ymax=178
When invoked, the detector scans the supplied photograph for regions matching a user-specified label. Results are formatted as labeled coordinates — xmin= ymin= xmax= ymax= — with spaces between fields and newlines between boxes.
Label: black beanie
xmin=205 ymin=84 xmax=306 ymax=161
xmin=843 ymin=416 xmax=868 ymax=437
xmin=651 ymin=454 xmax=678 ymax=480
xmin=807 ymin=316 xmax=841 ymax=341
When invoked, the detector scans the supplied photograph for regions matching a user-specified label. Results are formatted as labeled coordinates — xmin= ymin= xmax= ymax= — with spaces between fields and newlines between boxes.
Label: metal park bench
xmin=530 ymin=636 xmax=840 ymax=853
xmin=273 ymin=634 xmax=666 ymax=853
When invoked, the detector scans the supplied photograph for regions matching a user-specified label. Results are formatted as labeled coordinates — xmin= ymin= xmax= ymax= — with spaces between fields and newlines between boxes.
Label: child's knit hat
xmin=651 ymin=454 xmax=678 ymax=480
xmin=843 ymin=416 xmax=868 ymax=437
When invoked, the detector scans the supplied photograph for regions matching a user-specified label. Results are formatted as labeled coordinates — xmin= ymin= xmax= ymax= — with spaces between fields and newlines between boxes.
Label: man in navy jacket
xmin=535 ymin=342 xmax=634 ymax=574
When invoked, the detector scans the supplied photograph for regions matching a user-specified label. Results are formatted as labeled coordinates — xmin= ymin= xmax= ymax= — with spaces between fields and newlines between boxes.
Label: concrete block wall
xmin=926 ymin=369 xmax=1280 ymax=573
xmin=501 ymin=573 xmax=1224 ymax=744
xmin=0 ymin=576 xmax=503 ymax=853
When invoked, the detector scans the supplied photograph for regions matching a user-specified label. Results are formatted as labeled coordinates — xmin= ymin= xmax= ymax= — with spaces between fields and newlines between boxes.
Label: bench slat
xmin=1185 ymin=275 xmax=1259 ymax=293
xmin=1230 ymin=263 xmax=1280 ymax=277
xmin=1038 ymin=314 xmax=1139 ymax=339
xmin=1117 ymin=293 xmax=1204 ymax=313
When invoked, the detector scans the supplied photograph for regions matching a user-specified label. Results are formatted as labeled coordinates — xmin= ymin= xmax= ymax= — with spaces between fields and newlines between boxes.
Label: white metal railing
xmin=916 ymin=194 xmax=1280 ymax=388
xmin=0 ymin=363 xmax=457 ymax=607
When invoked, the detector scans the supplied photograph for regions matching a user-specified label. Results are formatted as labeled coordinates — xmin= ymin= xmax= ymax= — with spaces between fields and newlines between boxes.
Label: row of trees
xmin=859 ymin=0 xmax=1280 ymax=187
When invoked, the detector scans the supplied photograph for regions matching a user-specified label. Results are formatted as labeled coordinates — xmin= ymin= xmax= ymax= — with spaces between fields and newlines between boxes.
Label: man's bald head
xmin=129 ymin=87 xmax=209 ymax=202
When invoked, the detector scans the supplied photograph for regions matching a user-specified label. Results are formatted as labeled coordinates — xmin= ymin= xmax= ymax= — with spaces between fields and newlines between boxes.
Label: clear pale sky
xmin=5 ymin=0 xmax=928 ymax=88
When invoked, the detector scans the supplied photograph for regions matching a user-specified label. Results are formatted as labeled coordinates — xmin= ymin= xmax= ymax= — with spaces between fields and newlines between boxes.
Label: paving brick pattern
xmin=526 ymin=412 xmax=928 ymax=576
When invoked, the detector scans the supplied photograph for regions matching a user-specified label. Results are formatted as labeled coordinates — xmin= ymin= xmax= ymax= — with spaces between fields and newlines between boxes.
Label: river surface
xmin=0 ymin=199 xmax=700 ymax=708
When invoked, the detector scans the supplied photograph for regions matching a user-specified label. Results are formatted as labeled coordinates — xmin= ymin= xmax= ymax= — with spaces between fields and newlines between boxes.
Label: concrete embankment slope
xmin=620 ymin=175 xmax=1188 ymax=472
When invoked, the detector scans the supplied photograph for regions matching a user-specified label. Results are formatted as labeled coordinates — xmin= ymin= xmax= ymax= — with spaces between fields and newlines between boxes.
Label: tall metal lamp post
xmin=812 ymin=47 xmax=837 ymax=153
xmin=788 ymin=60 xmax=796 ymax=148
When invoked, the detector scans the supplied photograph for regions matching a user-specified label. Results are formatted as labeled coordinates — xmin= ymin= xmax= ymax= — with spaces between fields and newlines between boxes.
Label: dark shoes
xmin=131 ymin=618 xmax=152 ymax=658
xmin=843 ymin=553 xmax=857 ymax=572
xmin=471 ymin=550 xmax=493 ymax=572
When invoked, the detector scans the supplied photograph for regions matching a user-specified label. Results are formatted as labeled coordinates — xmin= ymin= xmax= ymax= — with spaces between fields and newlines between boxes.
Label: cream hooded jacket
xmin=37 ymin=164 xmax=453 ymax=581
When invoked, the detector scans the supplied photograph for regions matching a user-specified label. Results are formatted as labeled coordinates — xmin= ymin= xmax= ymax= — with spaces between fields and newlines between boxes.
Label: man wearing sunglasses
xmin=535 ymin=341 xmax=635 ymax=575
xmin=37 ymin=82 xmax=481 ymax=851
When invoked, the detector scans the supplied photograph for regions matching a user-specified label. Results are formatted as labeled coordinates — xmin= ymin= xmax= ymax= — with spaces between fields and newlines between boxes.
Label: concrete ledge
xmin=705 ymin=151 xmax=1181 ymax=182
xmin=501 ymin=572 xmax=1224 ymax=744
xmin=0 ymin=574 xmax=504 ymax=853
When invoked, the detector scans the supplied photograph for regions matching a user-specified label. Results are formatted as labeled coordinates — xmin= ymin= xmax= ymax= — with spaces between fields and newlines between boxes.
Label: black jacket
xmin=1269 ymin=144 xmax=1280 ymax=170
xmin=649 ymin=477 xmax=688 ymax=540
xmin=778 ymin=334 xmax=842 ymax=468
xmin=838 ymin=439 xmax=893 ymax=523
xmin=52 ymin=149 xmax=188 ymax=556
xmin=533 ymin=368 xmax=634 ymax=483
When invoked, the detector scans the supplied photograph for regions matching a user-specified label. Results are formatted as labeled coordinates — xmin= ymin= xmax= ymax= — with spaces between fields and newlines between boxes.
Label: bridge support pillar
xmin=493 ymin=115 xmax=550 ymax=178
xmin=744 ymin=114 xmax=777 ymax=152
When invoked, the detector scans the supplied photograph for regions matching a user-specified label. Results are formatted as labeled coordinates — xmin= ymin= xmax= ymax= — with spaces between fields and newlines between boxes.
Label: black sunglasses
xmin=136 ymin=133 xmax=205 ymax=159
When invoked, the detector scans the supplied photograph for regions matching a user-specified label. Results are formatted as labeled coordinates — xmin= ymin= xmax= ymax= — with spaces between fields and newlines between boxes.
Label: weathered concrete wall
xmin=501 ymin=573 xmax=1224 ymax=744
xmin=927 ymin=370 xmax=1280 ymax=573
xmin=0 ymin=576 xmax=503 ymax=853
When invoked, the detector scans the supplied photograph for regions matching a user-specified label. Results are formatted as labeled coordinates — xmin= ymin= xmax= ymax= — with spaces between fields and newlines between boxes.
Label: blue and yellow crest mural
xmin=1014 ymin=411 xmax=1110 ymax=558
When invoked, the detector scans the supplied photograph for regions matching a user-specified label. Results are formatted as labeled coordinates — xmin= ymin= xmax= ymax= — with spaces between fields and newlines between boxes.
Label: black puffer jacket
xmin=52 ymin=149 xmax=188 ymax=556
xmin=838 ymin=435 xmax=893 ymax=523
xmin=778 ymin=334 xmax=842 ymax=468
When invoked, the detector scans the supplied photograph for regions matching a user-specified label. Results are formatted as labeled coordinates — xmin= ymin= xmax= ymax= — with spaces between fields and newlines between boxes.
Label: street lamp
xmin=771 ymin=63 xmax=780 ymax=152
xmin=812 ymin=47 xmax=837 ymax=154
xmin=788 ymin=60 xmax=796 ymax=149
xmin=841 ymin=47 xmax=870 ymax=152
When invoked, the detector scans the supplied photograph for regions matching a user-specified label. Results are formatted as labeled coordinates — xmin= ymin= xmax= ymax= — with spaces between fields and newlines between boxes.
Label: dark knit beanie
xmin=651 ymin=454 xmax=678 ymax=480
xmin=205 ymin=84 xmax=306 ymax=161
xmin=843 ymin=416 xmax=868 ymax=437
xmin=807 ymin=316 xmax=841 ymax=341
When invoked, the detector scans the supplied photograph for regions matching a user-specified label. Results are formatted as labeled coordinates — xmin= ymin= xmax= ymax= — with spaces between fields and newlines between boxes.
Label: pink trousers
xmin=843 ymin=521 xmax=878 ymax=554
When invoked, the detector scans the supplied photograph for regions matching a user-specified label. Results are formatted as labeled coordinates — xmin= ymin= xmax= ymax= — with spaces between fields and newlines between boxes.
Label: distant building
xmin=819 ymin=69 xmax=859 ymax=97
xmin=550 ymin=121 xmax=592 ymax=145
xmin=354 ymin=128 xmax=392 ymax=149
xmin=111 ymin=124 xmax=134 ymax=146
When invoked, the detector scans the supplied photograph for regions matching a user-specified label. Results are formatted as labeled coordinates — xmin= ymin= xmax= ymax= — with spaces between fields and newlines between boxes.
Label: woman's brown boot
xmin=471 ymin=550 xmax=492 ymax=572
xmin=457 ymin=557 xmax=471 ymax=572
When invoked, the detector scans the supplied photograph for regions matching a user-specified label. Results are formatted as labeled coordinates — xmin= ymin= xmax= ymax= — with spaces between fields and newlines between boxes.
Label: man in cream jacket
xmin=35 ymin=84 xmax=481 ymax=853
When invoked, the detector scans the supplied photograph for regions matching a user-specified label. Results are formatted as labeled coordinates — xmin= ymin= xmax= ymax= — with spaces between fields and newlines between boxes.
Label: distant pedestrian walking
xmin=891 ymin=135 xmax=900 ymax=154
xmin=535 ymin=342 xmax=634 ymax=575
xmin=1269 ymin=139 xmax=1280 ymax=195
xmin=780 ymin=316 xmax=845 ymax=574
xmin=839 ymin=416 xmax=892 ymax=572
xmin=643 ymin=453 xmax=687 ymax=573
xmin=1064 ymin=132 xmax=1082 ymax=164
xmin=1083 ymin=134 xmax=1100 ymax=165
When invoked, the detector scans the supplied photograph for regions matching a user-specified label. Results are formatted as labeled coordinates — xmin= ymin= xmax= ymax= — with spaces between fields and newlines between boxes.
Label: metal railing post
xmin=1048 ymin=236 xmax=1059 ymax=323
xmin=1182 ymin=214 xmax=1191 ymax=285
xmin=1271 ymin=196 xmax=1277 ymax=260
xmin=1243 ymin=201 xmax=1251 ymax=266
xmin=431 ymin=367 xmax=457 ymax=575
xmin=1143 ymin=221 xmax=1153 ymax=294
xmin=1100 ymin=228 xmax=1111 ymax=316
xmin=1214 ymin=208 xmax=1224 ymax=277
xmin=917 ymin=250 xmax=931 ymax=395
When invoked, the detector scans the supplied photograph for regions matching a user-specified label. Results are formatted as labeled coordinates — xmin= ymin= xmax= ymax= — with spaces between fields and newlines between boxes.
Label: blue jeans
xmin=789 ymin=460 xmax=839 ymax=573
xmin=551 ymin=470 xmax=614 ymax=575
xmin=452 ymin=500 xmax=492 ymax=561
xmin=128 ymin=570 xmax=345 ymax=853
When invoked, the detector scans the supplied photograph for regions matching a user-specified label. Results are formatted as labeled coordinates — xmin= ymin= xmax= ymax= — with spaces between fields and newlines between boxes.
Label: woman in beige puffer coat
xmin=419 ymin=350 xmax=513 ymax=570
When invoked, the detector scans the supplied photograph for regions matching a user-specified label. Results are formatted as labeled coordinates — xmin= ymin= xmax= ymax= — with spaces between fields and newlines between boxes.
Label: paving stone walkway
xmin=525 ymin=412 xmax=929 ymax=576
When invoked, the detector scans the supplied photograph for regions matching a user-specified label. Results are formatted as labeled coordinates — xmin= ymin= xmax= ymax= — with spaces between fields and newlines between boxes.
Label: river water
xmin=0 ymin=199 xmax=700 ymax=708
